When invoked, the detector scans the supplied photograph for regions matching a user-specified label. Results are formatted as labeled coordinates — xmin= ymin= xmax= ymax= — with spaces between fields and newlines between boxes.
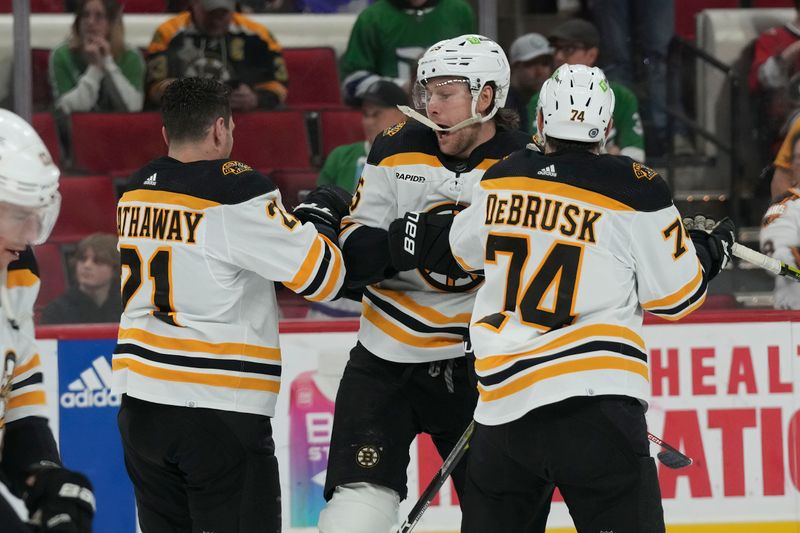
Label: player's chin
xmin=436 ymin=135 xmax=462 ymax=156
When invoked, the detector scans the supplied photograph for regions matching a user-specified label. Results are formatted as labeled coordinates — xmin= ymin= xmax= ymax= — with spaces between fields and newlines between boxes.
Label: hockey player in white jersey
xmin=0 ymin=109 xmax=95 ymax=533
xmin=113 ymin=78 xmax=348 ymax=533
xmin=317 ymin=35 xmax=530 ymax=533
xmin=449 ymin=64 xmax=735 ymax=532
xmin=760 ymin=188 xmax=800 ymax=308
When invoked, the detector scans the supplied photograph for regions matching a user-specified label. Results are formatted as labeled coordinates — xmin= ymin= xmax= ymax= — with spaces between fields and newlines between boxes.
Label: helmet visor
xmin=0 ymin=193 xmax=61 ymax=247
xmin=411 ymin=78 xmax=471 ymax=112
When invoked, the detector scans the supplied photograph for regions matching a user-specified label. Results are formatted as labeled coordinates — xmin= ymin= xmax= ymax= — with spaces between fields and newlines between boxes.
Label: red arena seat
xmin=0 ymin=0 xmax=63 ymax=11
xmin=34 ymin=243 xmax=67 ymax=311
xmin=32 ymin=112 xmax=61 ymax=167
xmin=231 ymin=111 xmax=312 ymax=170
xmin=319 ymin=108 xmax=364 ymax=159
xmin=32 ymin=48 xmax=52 ymax=110
xmin=269 ymin=168 xmax=319 ymax=210
xmin=71 ymin=112 xmax=165 ymax=175
xmin=120 ymin=0 xmax=166 ymax=12
xmin=52 ymin=176 xmax=118 ymax=243
xmin=283 ymin=48 xmax=342 ymax=108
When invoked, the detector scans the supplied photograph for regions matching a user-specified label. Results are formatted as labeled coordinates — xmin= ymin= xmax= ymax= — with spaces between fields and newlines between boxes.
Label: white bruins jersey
xmin=1 ymin=249 xmax=49 ymax=431
xmin=113 ymin=157 xmax=345 ymax=417
xmin=450 ymin=148 xmax=707 ymax=426
xmin=760 ymin=188 xmax=800 ymax=309
xmin=340 ymin=120 xmax=530 ymax=363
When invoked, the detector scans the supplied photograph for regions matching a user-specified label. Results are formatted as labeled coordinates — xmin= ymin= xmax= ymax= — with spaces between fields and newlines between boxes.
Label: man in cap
xmin=318 ymin=80 xmax=409 ymax=193
xmin=144 ymin=0 xmax=288 ymax=111
xmin=505 ymin=32 xmax=553 ymax=132
xmin=527 ymin=18 xmax=646 ymax=162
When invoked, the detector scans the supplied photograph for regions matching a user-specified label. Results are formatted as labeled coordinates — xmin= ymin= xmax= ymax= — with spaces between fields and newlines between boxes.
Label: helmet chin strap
xmin=397 ymin=97 xmax=499 ymax=133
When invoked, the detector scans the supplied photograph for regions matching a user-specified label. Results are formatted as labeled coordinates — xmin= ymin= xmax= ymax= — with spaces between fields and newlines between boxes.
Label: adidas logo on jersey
xmin=537 ymin=165 xmax=557 ymax=177
xmin=144 ymin=173 xmax=157 ymax=186
xmin=60 ymin=356 xmax=121 ymax=408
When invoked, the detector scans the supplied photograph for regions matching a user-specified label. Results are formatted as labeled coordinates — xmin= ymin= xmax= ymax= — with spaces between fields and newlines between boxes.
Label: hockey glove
xmin=683 ymin=215 xmax=735 ymax=280
xmin=24 ymin=464 xmax=95 ymax=533
xmin=293 ymin=186 xmax=352 ymax=241
xmin=388 ymin=211 xmax=468 ymax=279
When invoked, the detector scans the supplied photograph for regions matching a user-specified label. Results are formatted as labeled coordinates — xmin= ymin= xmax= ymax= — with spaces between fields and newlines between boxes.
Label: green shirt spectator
xmin=49 ymin=0 xmax=144 ymax=114
xmin=340 ymin=0 xmax=476 ymax=105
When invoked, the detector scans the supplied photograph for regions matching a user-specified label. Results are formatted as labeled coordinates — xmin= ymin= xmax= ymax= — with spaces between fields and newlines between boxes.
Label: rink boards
xmin=25 ymin=311 xmax=800 ymax=532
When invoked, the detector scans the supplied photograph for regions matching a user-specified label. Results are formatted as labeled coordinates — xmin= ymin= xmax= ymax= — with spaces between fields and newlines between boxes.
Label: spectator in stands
xmin=41 ymin=233 xmax=121 ymax=324
xmin=527 ymin=18 xmax=645 ymax=162
xmin=318 ymin=80 xmax=407 ymax=192
xmin=339 ymin=0 xmax=476 ymax=105
xmin=49 ymin=0 xmax=144 ymax=114
xmin=750 ymin=1 xmax=800 ymax=162
xmin=506 ymin=32 xmax=552 ymax=133
xmin=587 ymin=0 xmax=679 ymax=156
xmin=145 ymin=0 xmax=288 ymax=111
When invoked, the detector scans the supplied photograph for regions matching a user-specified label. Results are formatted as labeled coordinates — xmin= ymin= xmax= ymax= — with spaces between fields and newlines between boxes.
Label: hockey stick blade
xmin=648 ymin=432 xmax=692 ymax=469
xmin=397 ymin=420 xmax=475 ymax=533
xmin=732 ymin=242 xmax=800 ymax=283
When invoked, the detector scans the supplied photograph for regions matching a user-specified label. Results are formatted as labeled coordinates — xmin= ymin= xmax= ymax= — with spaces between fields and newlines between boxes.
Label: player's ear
xmin=161 ymin=126 xmax=169 ymax=148
xmin=212 ymin=116 xmax=226 ymax=147
xmin=587 ymin=47 xmax=599 ymax=65
xmin=477 ymin=84 xmax=493 ymax=115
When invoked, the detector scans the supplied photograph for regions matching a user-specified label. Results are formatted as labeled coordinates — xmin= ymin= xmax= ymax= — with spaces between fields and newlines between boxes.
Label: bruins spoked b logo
xmin=356 ymin=445 xmax=381 ymax=468
xmin=420 ymin=203 xmax=482 ymax=293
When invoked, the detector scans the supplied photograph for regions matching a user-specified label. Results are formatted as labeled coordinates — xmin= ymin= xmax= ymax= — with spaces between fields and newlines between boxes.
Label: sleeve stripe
xmin=11 ymin=372 xmax=43 ymax=391
xmin=652 ymin=292 xmax=707 ymax=321
xmin=309 ymin=235 xmax=345 ymax=302
xmin=284 ymin=236 xmax=323 ymax=291
xmin=7 ymin=390 xmax=46 ymax=410
xmin=12 ymin=353 xmax=41 ymax=377
xmin=299 ymin=239 xmax=332 ymax=298
xmin=339 ymin=219 xmax=361 ymax=242
xmin=641 ymin=262 xmax=703 ymax=310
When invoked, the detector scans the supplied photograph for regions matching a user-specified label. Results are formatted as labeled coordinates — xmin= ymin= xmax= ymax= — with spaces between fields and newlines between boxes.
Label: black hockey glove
xmin=293 ymin=185 xmax=352 ymax=242
xmin=388 ymin=211 xmax=468 ymax=279
xmin=683 ymin=214 xmax=735 ymax=281
xmin=24 ymin=464 xmax=95 ymax=533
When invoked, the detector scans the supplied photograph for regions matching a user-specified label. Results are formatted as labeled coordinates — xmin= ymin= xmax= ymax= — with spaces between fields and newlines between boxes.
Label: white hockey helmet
xmin=538 ymin=64 xmax=615 ymax=146
xmin=400 ymin=34 xmax=511 ymax=132
xmin=0 ymin=109 xmax=61 ymax=245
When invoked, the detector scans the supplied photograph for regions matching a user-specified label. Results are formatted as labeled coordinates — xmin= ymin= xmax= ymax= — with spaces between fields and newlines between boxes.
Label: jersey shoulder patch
xmin=367 ymin=120 xmax=438 ymax=166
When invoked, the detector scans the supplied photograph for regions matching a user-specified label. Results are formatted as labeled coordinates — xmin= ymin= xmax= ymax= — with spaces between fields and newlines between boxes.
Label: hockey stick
xmin=0 ymin=350 xmax=17 ymax=459
xmin=732 ymin=242 xmax=800 ymax=283
xmin=648 ymin=432 xmax=692 ymax=469
xmin=397 ymin=420 xmax=475 ymax=533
